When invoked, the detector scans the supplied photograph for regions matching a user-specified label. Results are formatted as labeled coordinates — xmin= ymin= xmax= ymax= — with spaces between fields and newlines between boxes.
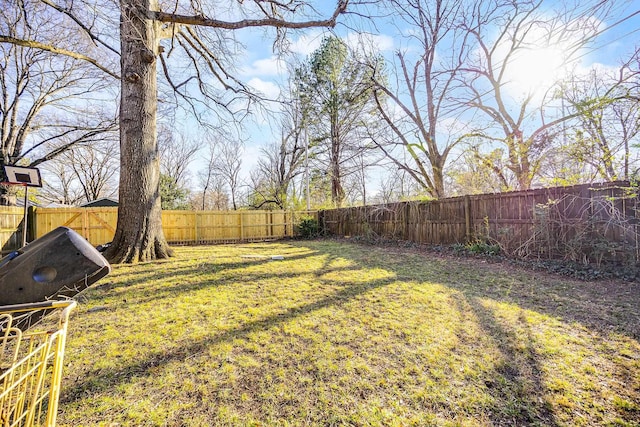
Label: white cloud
xmin=246 ymin=78 xmax=281 ymax=100
xmin=242 ymin=56 xmax=287 ymax=77
xmin=345 ymin=32 xmax=394 ymax=54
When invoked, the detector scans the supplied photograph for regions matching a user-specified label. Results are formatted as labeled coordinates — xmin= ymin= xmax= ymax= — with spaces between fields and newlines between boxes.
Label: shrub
xmin=466 ymin=240 xmax=501 ymax=256
xmin=297 ymin=217 xmax=319 ymax=238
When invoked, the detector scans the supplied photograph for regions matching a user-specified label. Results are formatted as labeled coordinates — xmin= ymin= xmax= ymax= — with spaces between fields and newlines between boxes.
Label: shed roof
xmin=80 ymin=198 xmax=119 ymax=207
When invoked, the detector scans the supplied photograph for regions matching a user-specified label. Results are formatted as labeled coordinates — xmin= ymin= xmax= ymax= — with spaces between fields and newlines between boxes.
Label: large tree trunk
xmin=104 ymin=0 xmax=173 ymax=263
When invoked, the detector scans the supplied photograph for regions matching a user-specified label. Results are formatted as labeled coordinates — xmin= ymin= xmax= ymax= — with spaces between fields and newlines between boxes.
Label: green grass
xmin=57 ymin=240 xmax=640 ymax=426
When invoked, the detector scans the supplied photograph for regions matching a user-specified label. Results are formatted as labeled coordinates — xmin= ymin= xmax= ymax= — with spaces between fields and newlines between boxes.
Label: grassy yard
xmin=57 ymin=240 xmax=639 ymax=426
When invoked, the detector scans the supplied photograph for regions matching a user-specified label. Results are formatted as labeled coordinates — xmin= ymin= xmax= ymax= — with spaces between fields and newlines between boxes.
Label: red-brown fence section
xmin=320 ymin=181 xmax=640 ymax=265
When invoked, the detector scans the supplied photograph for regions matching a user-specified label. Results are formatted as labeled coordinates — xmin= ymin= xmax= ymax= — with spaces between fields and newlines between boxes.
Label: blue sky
xmin=182 ymin=0 xmax=640 ymax=198
xmin=236 ymin=1 xmax=639 ymax=98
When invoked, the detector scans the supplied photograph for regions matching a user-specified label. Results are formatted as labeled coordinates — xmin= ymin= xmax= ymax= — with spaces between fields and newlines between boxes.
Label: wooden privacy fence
xmin=0 ymin=207 xmax=26 ymax=253
xmin=320 ymin=181 xmax=640 ymax=265
xmin=29 ymin=208 xmax=316 ymax=248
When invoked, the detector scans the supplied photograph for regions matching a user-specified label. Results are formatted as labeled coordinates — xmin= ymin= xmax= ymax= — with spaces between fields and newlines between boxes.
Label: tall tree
xmin=250 ymin=135 xmax=306 ymax=210
xmin=370 ymin=0 xmax=469 ymax=198
xmin=197 ymin=134 xmax=243 ymax=211
xmin=458 ymin=0 xmax=610 ymax=190
xmin=249 ymin=89 xmax=308 ymax=210
xmin=157 ymin=126 xmax=199 ymax=210
xmin=372 ymin=167 xmax=420 ymax=204
xmin=114 ymin=0 xmax=349 ymax=261
xmin=213 ymin=139 xmax=243 ymax=210
xmin=35 ymin=135 xmax=119 ymax=205
xmin=192 ymin=174 xmax=229 ymax=211
xmin=196 ymin=138 xmax=220 ymax=211
xmin=3 ymin=0 xmax=349 ymax=262
xmin=295 ymin=36 xmax=381 ymax=207
xmin=158 ymin=128 xmax=201 ymax=189
xmin=65 ymin=140 xmax=119 ymax=202
xmin=0 ymin=0 xmax=117 ymax=204
xmin=39 ymin=161 xmax=86 ymax=206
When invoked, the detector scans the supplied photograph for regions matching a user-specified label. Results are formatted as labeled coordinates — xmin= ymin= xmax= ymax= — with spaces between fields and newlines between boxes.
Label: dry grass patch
xmin=57 ymin=240 xmax=639 ymax=426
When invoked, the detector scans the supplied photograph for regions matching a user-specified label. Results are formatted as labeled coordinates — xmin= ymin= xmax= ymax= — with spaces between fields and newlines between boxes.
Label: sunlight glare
xmin=507 ymin=44 xmax=568 ymax=95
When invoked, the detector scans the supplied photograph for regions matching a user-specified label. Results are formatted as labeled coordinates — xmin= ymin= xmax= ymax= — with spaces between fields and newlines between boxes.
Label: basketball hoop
xmin=3 ymin=165 xmax=42 ymax=187
xmin=3 ymin=166 xmax=42 ymax=248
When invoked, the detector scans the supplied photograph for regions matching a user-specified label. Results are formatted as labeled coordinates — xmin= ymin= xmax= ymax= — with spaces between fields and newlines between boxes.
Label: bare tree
xmin=370 ymin=0 xmax=470 ymax=199
xmin=156 ymin=124 xmax=200 ymax=210
xmin=65 ymin=141 xmax=119 ymax=202
xmin=250 ymin=137 xmax=306 ymax=209
xmin=158 ymin=126 xmax=201 ymax=187
xmin=559 ymin=49 xmax=640 ymax=181
xmin=371 ymin=167 xmax=418 ymax=204
xmin=343 ymin=150 xmax=371 ymax=206
xmin=196 ymin=133 xmax=244 ymax=211
xmin=249 ymin=89 xmax=308 ymax=209
xmin=458 ymin=0 xmax=611 ymax=190
xmin=3 ymin=0 xmax=349 ymax=262
xmin=214 ymin=139 xmax=243 ymax=210
xmin=39 ymin=136 xmax=119 ymax=205
xmin=196 ymin=138 xmax=219 ymax=211
xmin=39 ymin=161 xmax=86 ymax=206
xmin=0 ymin=0 xmax=117 ymax=204
xmin=191 ymin=179 xmax=229 ymax=211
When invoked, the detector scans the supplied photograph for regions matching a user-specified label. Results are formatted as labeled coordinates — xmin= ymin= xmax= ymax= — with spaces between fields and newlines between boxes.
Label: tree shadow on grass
xmin=357 ymin=243 xmax=640 ymax=341
xmin=86 ymin=250 xmax=319 ymax=304
xmin=62 ymin=240 xmax=639 ymax=425
xmin=61 ymin=273 xmax=398 ymax=405
xmin=294 ymin=241 xmax=639 ymax=424
xmin=328 ymin=241 xmax=640 ymax=424
xmin=88 ymin=249 xmax=371 ymax=309
xmin=451 ymin=294 xmax=559 ymax=426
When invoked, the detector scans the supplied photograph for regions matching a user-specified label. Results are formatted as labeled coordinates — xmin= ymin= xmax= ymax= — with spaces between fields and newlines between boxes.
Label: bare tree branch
xmin=0 ymin=35 xmax=119 ymax=79
xmin=39 ymin=0 xmax=120 ymax=55
xmin=152 ymin=0 xmax=348 ymax=29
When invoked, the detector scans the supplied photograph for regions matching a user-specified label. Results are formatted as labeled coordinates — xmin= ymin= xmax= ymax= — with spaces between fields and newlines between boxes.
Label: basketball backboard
xmin=4 ymin=165 xmax=42 ymax=187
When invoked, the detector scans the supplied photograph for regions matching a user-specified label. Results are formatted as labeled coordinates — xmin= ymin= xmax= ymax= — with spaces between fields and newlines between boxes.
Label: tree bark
xmin=104 ymin=0 xmax=173 ymax=263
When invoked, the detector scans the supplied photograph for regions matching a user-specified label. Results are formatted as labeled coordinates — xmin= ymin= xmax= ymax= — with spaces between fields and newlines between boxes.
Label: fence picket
xmin=322 ymin=181 xmax=639 ymax=265
xmin=1 ymin=182 xmax=637 ymax=266
xmin=9 ymin=208 xmax=317 ymax=250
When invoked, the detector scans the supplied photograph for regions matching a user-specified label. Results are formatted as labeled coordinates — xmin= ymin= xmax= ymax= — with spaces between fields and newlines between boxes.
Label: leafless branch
xmin=152 ymin=0 xmax=349 ymax=30
xmin=0 ymin=35 xmax=119 ymax=79
xmin=39 ymin=0 xmax=120 ymax=55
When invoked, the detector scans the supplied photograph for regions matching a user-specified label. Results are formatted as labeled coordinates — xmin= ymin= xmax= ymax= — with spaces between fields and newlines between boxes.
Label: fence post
xmin=294 ymin=210 xmax=298 ymax=236
xmin=465 ymin=195 xmax=472 ymax=243
xmin=269 ymin=211 xmax=274 ymax=238
xmin=83 ymin=209 xmax=89 ymax=239
xmin=194 ymin=211 xmax=199 ymax=244
xmin=285 ymin=211 xmax=289 ymax=237
xmin=403 ymin=202 xmax=410 ymax=240
xmin=27 ymin=206 xmax=36 ymax=243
